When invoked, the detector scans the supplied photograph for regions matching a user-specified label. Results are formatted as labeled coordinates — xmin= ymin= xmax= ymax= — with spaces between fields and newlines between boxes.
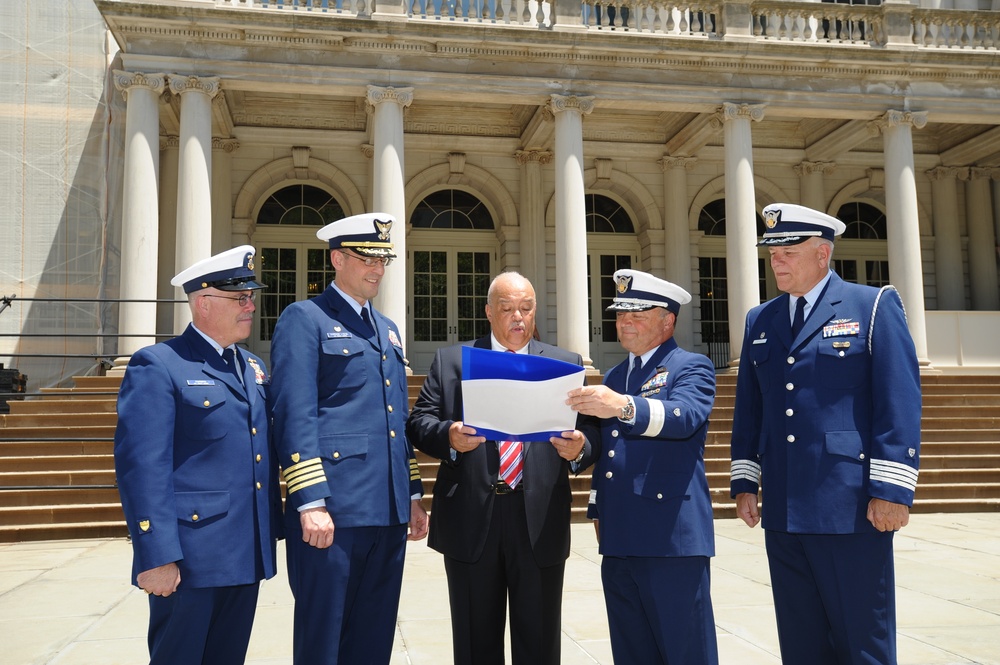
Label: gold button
xmin=390 ymin=430 xmax=396 ymax=438
xmin=192 ymin=514 xmax=199 ymax=521
xmin=343 ymin=349 xmax=349 ymax=354
xmin=382 ymin=354 xmax=387 ymax=361
xmin=256 ymin=454 xmax=262 ymax=462
xmin=251 ymin=427 xmax=257 ymax=435
xmin=385 ymin=379 xmax=391 ymax=387
xmin=387 ymin=405 xmax=393 ymax=413
xmin=203 ymin=400 xmax=210 ymax=407
xmin=256 ymin=482 xmax=262 ymax=490
xmin=333 ymin=452 xmax=340 ymax=459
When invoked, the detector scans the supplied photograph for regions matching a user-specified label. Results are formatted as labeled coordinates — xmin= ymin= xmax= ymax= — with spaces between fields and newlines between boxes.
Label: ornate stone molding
xmin=448 ymin=152 xmax=467 ymax=176
xmin=969 ymin=166 xmax=1000 ymax=181
xmin=212 ymin=137 xmax=240 ymax=153
xmin=867 ymin=168 xmax=885 ymax=190
xmin=167 ymin=75 xmax=221 ymax=98
xmin=794 ymin=161 xmax=836 ymax=177
xmin=360 ymin=144 xmax=374 ymax=159
xmin=547 ymin=94 xmax=595 ymax=116
xmin=594 ymin=158 xmax=613 ymax=182
xmin=658 ymin=156 xmax=698 ymax=172
xmin=926 ymin=166 xmax=970 ymax=181
xmin=867 ymin=110 xmax=929 ymax=136
xmin=719 ymin=102 xmax=766 ymax=124
xmin=365 ymin=86 xmax=414 ymax=111
xmin=160 ymin=135 xmax=180 ymax=151
xmin=112 ymin=70 xmax=166 ymax=101
xmin=514 ymin=150 xmax=552 ymax=165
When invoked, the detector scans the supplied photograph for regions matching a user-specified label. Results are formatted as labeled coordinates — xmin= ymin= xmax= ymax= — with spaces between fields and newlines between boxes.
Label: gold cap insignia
xmin=139 ymin=520 xmax=150 ymax=532
xmin=614 ymin=274 xmax=632 ymax=295
xmin=374 ymin=218 xmax=392 ymax=241
xmin=291 ymin=452 xmax=300 ymax=463
xmin=247 ymin=256 xmax=255 ymax=271
xmin=764 ymin=208 xmax=781 ymax=229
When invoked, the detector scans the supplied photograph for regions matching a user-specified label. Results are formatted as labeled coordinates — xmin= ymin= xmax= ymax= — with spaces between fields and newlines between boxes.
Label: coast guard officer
xmin=114 ymin=246 xmax=280 ymax=665
xmin=730 ymin=203 xmax=921 ymax=664
xmin=567 ymin=270 xmax=719 ymax=665
xmin=270 ymin=213 xmax=428 ymax=665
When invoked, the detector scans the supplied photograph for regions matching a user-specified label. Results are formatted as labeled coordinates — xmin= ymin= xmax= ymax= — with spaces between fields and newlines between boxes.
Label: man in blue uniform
xmin=114 ymin=245 xmax=281 ymax=665
xmin=406 ymin=271 xmax=595 ymax=665
xmin=730 ymin=203 xmax=921 ymax=664
xmin=567 ymin=269 xmax=719 ymax=665
xmin=270 ymin=213 xmax=428 ymax=665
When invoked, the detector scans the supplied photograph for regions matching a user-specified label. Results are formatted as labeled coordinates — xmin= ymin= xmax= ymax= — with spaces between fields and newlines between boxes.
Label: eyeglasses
xmin=339 ymin=251 xmax=393 ymax=268
xmin=202 ymin=292 xmax=256 ymax=307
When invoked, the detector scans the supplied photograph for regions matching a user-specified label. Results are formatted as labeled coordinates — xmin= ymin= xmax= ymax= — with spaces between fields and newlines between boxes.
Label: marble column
xmin=212 ymin=138 xmax=239 ymax=254
xmin=169 ymin=75 xmax=220 ymax=333
xmin=794 ymin=161 xmax=836 ymax=212
xmin=515 ymin=149 xmax=552 ymax=339
xmin=366 ymin=85 xmax=413 ymax=345
xmin=720 ymin=102 xmax=765 ymax=368
xmin=549 ymin=94 xmax=595 ymax=370
xmin=157 ymin=136 xmax=180 ymax=337
xmin=869 ymin=110 xmax=930 ymax=364
xmin=112 ymin=71 xmax=165 ymax=362
xmin=658 ymin=155 xmax=698 ymax=350
xmin=966 ymin=167 xmax=1000 ymax=310
xmin=926 ymin=166 xmax=967 ymax=311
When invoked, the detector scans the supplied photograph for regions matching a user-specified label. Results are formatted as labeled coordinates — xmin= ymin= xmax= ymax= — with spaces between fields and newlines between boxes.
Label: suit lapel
xmin=182 ymin=326 xmax=245 ymax=399
xmin=322 ymin=285 xmax=380 ymax=350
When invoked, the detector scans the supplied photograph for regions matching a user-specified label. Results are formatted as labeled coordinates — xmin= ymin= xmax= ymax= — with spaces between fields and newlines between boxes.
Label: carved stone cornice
xmin=365 ymin=86 xmax=414 ymax=111
xmin=793 ymin=161 xmax=836 ymax=176
xmin=548 ymin=94 xmax=595 ymax=116
xmin=212 ymin=137 xmax=240 ymax=153
xmin=867 ymin=110 xmax=929 ymax=136
xmin=926 ymin=166 xmax=969 ymax=182
xmin=514 ymin=150 xmax=552 ymax=165
xmin=167 ymin=75 xmax=221 ymax=99
xmin=112 ymin=70 xmax=166 ymax=101
xmin=658 ymin=156 xmax=698 ymax=172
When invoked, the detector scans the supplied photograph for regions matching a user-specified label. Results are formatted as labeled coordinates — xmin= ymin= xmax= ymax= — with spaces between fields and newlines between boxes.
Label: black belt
xmin=493 ymin=481 xmax=523 ymax=494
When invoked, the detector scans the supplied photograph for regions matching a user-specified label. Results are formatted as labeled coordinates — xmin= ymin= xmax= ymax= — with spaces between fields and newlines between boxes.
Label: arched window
xmin=836 ymin=201 xmax=887 ymax=240
xmin=697 ymin=198 xmax=766 ymax=236
xmin=586 ymin=194 xmax=634 ymax=233
xmin=257 ymin=184 xmax=345 ymax=226
xmin=411 ymin=189 xmax=495 ymax=229
xmin=833 ymin=201 xmax=889 ymax=287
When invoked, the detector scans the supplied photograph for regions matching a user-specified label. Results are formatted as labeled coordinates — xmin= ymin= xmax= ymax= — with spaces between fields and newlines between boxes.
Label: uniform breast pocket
xmin=816 ymin=341 xmax=866 ymax=389
xmin=320 ymin=337 xmax=367 ymax=390
xmin=178 ymin=385 xmax=229 ymax=441
xmin=175 ymin=490 xmax=231 ymax=527
xmin=749 ymin=342 xmax=772 ymax=394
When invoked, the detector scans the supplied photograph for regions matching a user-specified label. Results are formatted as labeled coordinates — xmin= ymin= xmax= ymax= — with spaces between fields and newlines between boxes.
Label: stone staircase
xmin=1 ymin=372 xmax=998 ymax=542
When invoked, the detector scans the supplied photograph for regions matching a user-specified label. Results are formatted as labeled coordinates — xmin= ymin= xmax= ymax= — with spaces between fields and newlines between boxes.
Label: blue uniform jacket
xmin=587 ymin=338 xmax=716 ymax=558
xmin=114 ymin=325 xmax=281 ymax=588
xmin=270 ymin=284 xmax=421 ymax=528
xmin=730 ymin=273 xmax=921 ymax=534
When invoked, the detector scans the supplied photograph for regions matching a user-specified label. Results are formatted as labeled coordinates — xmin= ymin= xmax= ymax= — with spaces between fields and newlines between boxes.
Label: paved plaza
xmin=2 ymin=513 xmax=999 ymax=664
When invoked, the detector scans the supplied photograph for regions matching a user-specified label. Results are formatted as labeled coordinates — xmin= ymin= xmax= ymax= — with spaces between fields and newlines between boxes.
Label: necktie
xmin=226 ymin=347 xmax=244 ymax=387
xmin=626 ymin=356 xmax=643 ymax=394
xmin=499 ymin=348 xmax=523 ymax=488
xmin=791 ymin=296 xmax=807 ymax=339
xmin=360 ymin=306 xmax=377 ymax=339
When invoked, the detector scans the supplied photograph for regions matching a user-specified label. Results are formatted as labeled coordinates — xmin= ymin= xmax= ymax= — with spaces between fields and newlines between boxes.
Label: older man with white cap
xmin=567 ymin=269 xmax=719 ymax=665
xmin=730 ymin=203 xmax=921 ymax=664
xmin=114 ymin=246 xmax=281 ymax=665
xmin=269 ymin=212 xmax=427 ymax=665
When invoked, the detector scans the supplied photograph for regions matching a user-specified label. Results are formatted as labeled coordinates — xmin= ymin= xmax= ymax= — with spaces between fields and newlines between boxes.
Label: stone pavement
xmin=2 ymin=514 xmax=999 ymax=664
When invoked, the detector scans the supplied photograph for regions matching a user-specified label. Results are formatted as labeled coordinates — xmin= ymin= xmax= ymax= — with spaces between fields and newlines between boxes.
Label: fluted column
xmin=366 ymin=85 xmax=412 ymax=344
xmin=112 ymin=71 xmax=165 ymax=362
xmin=658 ymin=155 xmax=698 ymax=350
xmin=720 ymin=103 xmax=765 ymax=368
xmin=549 ymin=94 xmax=595 ymax=370
xmin=169 ymin=75 xmax=220 ymax=333
xmin=967 ymin=168 xmax=1000 ymax=310
xmin=515 ymin=149 xmax=552 ymax=338
xmin=794 ymin=161 xmax=836 ymax=212
xmin=157 ymin=136 xmax=180 ymax=337
xmin=926 ymin=166 xmax=967 ymax=310
xmin=869 ymin=110 xmax=930 ymax=364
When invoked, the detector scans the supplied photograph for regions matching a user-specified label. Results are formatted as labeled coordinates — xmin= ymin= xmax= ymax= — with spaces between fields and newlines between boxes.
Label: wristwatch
xmin=573 ymin=447 xmax=586 ymax=464
xmin=618 ymin=395 xmax=635 ymax=422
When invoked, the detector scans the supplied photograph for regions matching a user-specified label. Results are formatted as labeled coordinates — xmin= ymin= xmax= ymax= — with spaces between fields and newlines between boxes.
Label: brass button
xmin=251 ymin=427 xmax=257 ymax=435
xmin=390 ymin=430 xmax=396 ymax=438
xmin=256 ymin=482 xmax=262 ymax=490
xmin=656 ymin=493 xmax=663 ymax=500
xmin=343 ymin=349 xmax=349 ymax=354
xmin=785 ymin=409 xmax=794 ymax=417
xmin=787 ymin=356 xmax=795 ymax=365
xmin=333 ymin=452 xmax=340 ymax=459
xmin=387 ymin=405 xmax=393 ymax=413
xmin=192 ymin=514 xmax=199 ymax=521
xmin=203 ymin=400 xmax=210 ymax=407
xmin=605 ymin=471 xmax=613 ymax=479
xmin=256 ymin=454 xmax=262 ymax=463
xmin=786 ymin=383 xmax=794 ymax=391
xmin=608 ymin=450 xmax=615 ymax=458
xmin=385 ymin=379 xmax=391 ymax=387
xmin=787 ymin=435 xmax=795 ymax=443
xmin=382 ymin=354 xmax=387 ymax=361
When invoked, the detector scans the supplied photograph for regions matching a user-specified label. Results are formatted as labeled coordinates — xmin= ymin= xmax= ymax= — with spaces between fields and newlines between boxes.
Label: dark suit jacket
xmin=406 ymin=336 xmax=595 ymax=568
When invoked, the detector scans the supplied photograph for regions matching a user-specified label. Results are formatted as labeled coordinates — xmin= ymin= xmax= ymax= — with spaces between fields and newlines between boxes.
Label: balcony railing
xmin=212 ymin=0 xmax=1000 ymax=50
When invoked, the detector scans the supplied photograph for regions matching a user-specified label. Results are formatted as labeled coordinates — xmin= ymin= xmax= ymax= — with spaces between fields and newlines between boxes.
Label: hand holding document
xmin=461 ymin=346 xmax=585 ymax=441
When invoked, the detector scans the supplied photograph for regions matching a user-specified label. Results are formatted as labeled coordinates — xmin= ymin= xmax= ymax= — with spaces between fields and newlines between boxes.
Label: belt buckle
xmin=494 ymin=481 xmax=515 ymax=494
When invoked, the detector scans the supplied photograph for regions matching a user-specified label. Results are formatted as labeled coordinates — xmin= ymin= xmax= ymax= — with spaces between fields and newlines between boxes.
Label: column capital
xmin=113 ymin=70 xmax=166 ymax=101
xmin=548 ymin=94 xmax=595 ymax=116
xmin=360 ymin=143 xmax=375 ymax=159
xmin=793 ymin=161 xmax=836 ymax=176
xmin=160 ymin=135 xmax=180 ymax=151
xmin=926 ymin=165 xmax=969 ymax=181
xmin=658 ymin=156 xmax=698 ymax=171
xmin=365 ymin=85 xmax=414 ymax=110
xmin=167 ymin=75 xmax=221 ymax=98
xmin=718 ymin=102 xmax=766 ymax=124
xmin=969 ymin=166 xmax=1000 ymax=181
xmin=514 ymin=149 xmax=552 ymax=165
xmin=868 ymin=110 xmax=929 ymax=136
xmin=212 ymin=137 xmax=240 ymax=153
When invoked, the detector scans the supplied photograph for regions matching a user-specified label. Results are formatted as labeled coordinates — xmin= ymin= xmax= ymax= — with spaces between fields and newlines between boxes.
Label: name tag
xmin=327 ymin=332 xmax=352 ymax=339
xmin=187 ymin=379 xmax=216 ymax=386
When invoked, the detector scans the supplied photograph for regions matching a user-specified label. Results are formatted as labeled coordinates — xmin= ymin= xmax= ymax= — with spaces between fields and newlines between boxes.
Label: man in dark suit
xmin=270 ymin=213 xmax=427 ymax=665
xmin=730 ymin=203 xmax=921 ymax=664
xmin=406 ymin=271 xmax=595 ymax=665
xmin=567 ymin=269 xmax=719 ymax=665
xmin=114 ymin=246 xmax=281 ymax=665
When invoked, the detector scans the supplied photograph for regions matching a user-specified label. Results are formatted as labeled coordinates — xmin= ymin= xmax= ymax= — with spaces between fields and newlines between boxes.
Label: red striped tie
xmin=499 ymin=347 xmax=523 ymax=488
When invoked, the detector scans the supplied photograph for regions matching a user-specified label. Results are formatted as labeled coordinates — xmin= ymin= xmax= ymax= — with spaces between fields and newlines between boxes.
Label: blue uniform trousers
xmin=765 ymin=530 xmax=897 ymax=665
xmin=601 ymin=555 xmax=718 ymax=665
xmin=147 ymin=583 xmax=259 ymax=665
xmin=286 ymin=523 xmax=407 ymax=665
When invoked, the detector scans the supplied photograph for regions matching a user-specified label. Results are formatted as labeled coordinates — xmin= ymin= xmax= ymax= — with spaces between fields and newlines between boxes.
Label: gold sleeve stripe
xmin=283 ymin=466 xmax=325 ymax=486
xmin=409 ymin=458 xmax=421 ymax=481
xmin=286 ymin=475 xmax=327 ymax=495
xmin=283 ymin=458 xmax=323 ymax=475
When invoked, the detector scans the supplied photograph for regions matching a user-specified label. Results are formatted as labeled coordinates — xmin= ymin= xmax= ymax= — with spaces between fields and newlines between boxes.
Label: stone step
xmin=920 ymin=454 xmax=1000 ymax=469
xmin=0 ymin=521 xmax=128 ymax=544
xmin=7 ymin=399 xmax=117 ymax=415
xmin=913 ymin=483 xmax=1000 ymax=500
xmin=0 ymin=425 xmax=117 ymax=439
xmin=0 ymin=455 xmax=113 ymax=473
xmin=0 ymin=487 xmax=121 ymax=508
xmin=0 ymin=502 xmax=125 ymax=526
xmin=0 ymin=469 xmax=116 ymax=487
xmin=0 ymin=439 xmax=113 ymax=456
xmin=0 ymin=413 xmax=118 ymax=428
